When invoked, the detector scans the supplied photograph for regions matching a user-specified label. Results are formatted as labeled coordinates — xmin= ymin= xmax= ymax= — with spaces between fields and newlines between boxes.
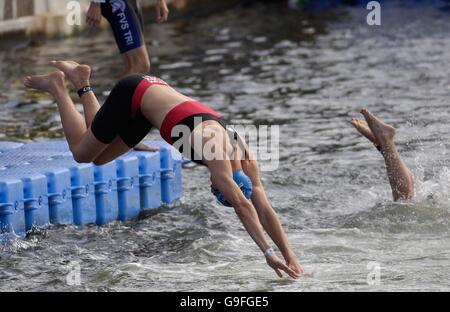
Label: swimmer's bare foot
xmin=24 ymin=71 xmax=66 ymax=94
xmin=133 ymin=143 xmax=160 ymax=152
xmin=360 ymin=109 xmax=396 ymax=148
xmin=50 ymin=60 xmax=91 ymax=90
xmin=351 ymin=118 xmax=379 ymax=146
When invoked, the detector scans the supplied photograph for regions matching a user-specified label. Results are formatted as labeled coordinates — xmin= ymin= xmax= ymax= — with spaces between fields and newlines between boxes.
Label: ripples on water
xmin=1 ymin=1 xmax=450 ymax=291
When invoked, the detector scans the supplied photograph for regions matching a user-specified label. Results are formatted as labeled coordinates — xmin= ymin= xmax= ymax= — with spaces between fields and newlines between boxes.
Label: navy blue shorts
xmin=101 ymin=0 xmax=144 ymax=54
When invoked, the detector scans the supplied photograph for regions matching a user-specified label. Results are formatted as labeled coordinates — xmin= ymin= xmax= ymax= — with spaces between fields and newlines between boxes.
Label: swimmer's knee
xmin=93 ymin=158 xmax=108 ymax=166
xmin=72 ymin=149 xmax=95 ymax=164
xmin=73 ymin=153 xmax=92 ymax=164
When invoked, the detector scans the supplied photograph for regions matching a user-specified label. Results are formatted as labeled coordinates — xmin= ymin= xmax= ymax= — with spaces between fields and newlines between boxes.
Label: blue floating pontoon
xmin=0 ymin=139 xmax=185 ymax=236
xmin=146 ymin=141 xmax=184 ymax=205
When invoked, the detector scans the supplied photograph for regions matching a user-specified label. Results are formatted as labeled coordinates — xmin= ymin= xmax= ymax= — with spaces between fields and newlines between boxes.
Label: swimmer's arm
xmin=252 ymin=185 xmax=296 ymax=259
xmin=240 ymin=158 xmax=303 ymax=275
xmin=209 ymin=164 xmax=299 ymax=278
xmin=210 ymin=172 xmax=271 ymax=252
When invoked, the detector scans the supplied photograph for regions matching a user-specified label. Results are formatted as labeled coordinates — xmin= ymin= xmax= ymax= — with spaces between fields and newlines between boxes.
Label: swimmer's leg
xmin=50 ymin=60 xmax=99 ymax=127
xmin=50 ymin=60 xmax=156 ymax=158
xmin=91 ymin=137 xmax=132 ymax=165
xmin=24 ymin=72 xmax=108 ymax=162
xmin=353 ymin=109 xmax=414 ymax=201
xmin=351 ymin=117 xmax=379 ymax=148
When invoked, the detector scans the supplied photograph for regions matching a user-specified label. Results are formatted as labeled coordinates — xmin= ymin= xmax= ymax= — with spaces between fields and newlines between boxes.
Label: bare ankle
xmin=50 ymin=84 xmax=69 ymax=98
xmin=380 ymin=142 xmax=398 ymax=158
xmin=74 ymin=80 xmax=90 ymax=90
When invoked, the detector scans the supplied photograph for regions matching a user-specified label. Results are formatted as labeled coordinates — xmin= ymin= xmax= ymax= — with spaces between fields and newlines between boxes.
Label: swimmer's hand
xmin=265 ymin=252 xmax=302 ymax=279
xmin=156 ymin=0 xmax=170 ymax=23
xmin=286 ymin=253 xmax=304 ymax=277
xmin=87 ymin=2 xmax=102 ymax=28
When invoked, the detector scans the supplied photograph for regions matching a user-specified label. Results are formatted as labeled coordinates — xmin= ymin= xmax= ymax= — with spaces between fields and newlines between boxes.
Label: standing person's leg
xmin=122 ymin=46 xmax=151 ymax=77
xmin=351 ymin=109 xmax=414 ymax=201
xmin=101 ymin=0 xmax=150 ymax=77
xmin=122 ymin=0 xmax=151 ymax=76
xmin=123 ymin=0 xmax=151 ymax=76
xmin=24 ymin=72 xmax=108 ymax=162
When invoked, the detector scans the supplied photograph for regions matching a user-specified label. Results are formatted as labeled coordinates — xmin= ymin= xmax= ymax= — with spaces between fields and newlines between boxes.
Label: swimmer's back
xmin=140 ymin=79 xmax=193 ymax=129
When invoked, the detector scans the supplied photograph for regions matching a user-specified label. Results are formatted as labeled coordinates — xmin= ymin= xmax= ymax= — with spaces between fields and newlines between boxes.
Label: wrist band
xmin=264 ymin=247 xmax=274 ymax=256
xmin=77 ymin=86 xmax=93 ymax=98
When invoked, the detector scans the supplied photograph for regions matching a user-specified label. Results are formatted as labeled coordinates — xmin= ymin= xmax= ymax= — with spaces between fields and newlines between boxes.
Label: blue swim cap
xmin=212 ymin=170 xmax=253 ymax=207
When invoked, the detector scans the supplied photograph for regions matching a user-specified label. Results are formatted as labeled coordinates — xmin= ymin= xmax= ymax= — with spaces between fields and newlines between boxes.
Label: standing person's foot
xmin=49 ymin=60 xmax=91 ymax=90
xmin=351 ymin=118 xmax=379 ymax=146
xmin=24 ymin=71 xmax=66 ymax=94
xmin=360 ymin=108 xmax=396 ymax=147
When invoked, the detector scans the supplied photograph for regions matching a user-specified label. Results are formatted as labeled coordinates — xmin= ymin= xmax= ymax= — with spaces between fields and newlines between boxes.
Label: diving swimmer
xmin=351 ymin=109 xmax=414 ymax=201
xmin=23 ymin=60 xmax=304 ymax=279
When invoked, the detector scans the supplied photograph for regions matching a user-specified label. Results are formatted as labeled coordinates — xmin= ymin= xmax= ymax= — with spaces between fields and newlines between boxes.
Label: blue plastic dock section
xmin=116 ymin=156 xmax=141 ymax=221
xmin=146 ymin=141 xmax=183 ymax=205
xmin=1 ymin=169 xmax=51 ymax=234
xmin=132 ymin=151 xmax=162 ymax=210
xmin=0 ymin=177 xmax=24 ymax=234
xmin=93 ymin=162 xmax=119 ymax=226
xmin=0 ymin=139 xmax=185 ymax=236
